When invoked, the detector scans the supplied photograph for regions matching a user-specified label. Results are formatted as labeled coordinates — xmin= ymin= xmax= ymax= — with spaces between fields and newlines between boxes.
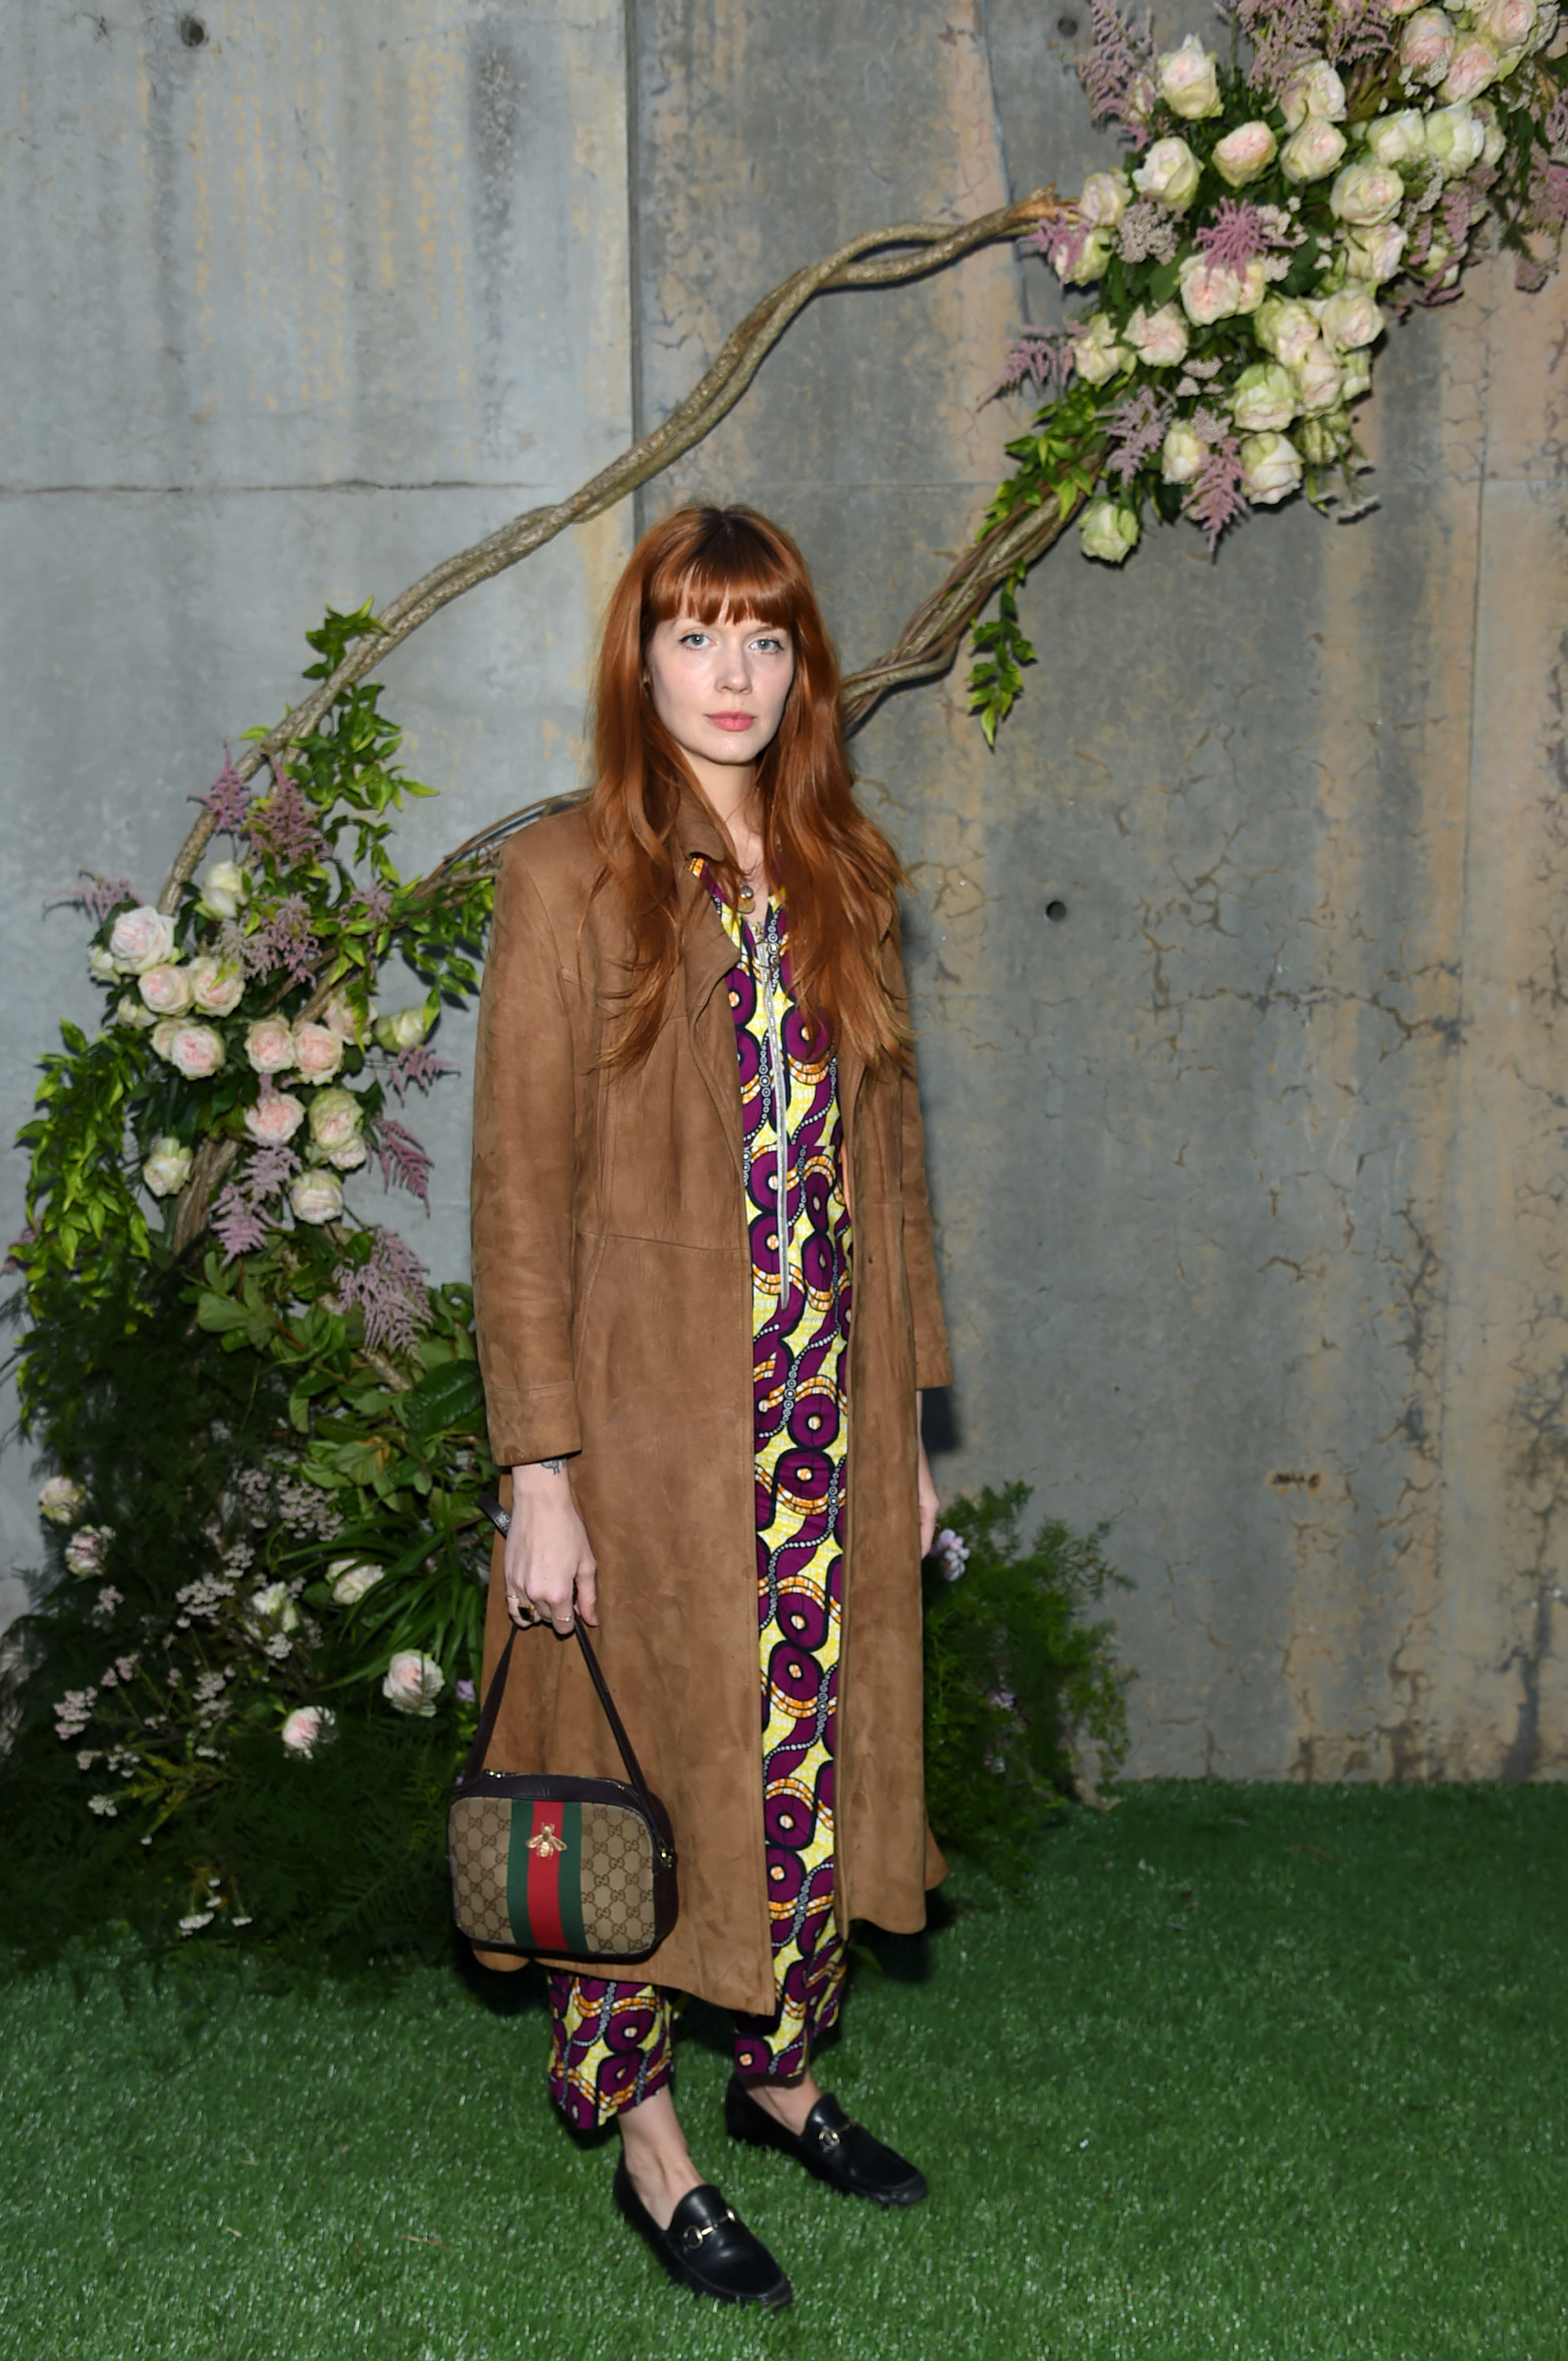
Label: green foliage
xmin=923 ymin=1483 xmax=1130 ymax=1885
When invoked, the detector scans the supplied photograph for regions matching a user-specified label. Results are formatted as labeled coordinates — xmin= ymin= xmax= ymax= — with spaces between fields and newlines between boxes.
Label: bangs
xmin=644 ymin=510 xmax=803 ymax=634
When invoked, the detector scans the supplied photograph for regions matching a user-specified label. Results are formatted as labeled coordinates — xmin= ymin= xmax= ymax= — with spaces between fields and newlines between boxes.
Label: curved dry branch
xmin=155 ymin=188 xmax=1067 ymax=914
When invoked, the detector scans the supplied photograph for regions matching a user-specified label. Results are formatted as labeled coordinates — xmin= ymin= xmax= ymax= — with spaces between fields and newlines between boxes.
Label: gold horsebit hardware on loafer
xmin=678 ymin=2209 xmax=737 ymax=2251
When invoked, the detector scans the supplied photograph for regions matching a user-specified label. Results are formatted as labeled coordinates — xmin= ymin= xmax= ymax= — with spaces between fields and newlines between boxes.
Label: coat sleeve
xmin=470 ymin=839 xmax=582 ymax=1468
xmin=886 ymin=931 xmax=954 ymax=1393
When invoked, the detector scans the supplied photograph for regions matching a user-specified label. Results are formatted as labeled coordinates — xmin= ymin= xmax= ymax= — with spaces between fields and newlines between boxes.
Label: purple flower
xmin=388 ymin=1045 xmax=457 ymax=1101
xmin=200 ymin=748 xmax=254 ymax=838
xmin=1077 ymin=0 xmax=1156 ymax=134
xmin=455 ymin=1679 xmax=476 ymax=1704
xmin=372 ymin=1118 xmax=433 ymax=1211
xmin=242 ymin=765 xmax=325 ymax=872
xmin=1104 ymin=387 xmax=1175 ymax=486
xmin=58 ymin=874 xmax=138 ymax=928
xmin=990 ymin=328 xmax=1079 ymax=401
xmin=242 ymin=893 xmax=321 ymax=987
xmin=336 ymin=1227 xmax=432 ymax=1354
xmin=1184 ymin=415 xmax=1249 ymax=554
xmin=1195 ymin=199 xmax=1296 ymax=273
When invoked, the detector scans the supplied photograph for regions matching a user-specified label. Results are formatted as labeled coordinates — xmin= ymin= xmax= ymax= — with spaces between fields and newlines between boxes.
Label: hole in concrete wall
xmin=1057 ymin=14 xmax=1080 ymax=33
xmin=1045 ymin=898 xmax=1068 ymax=922
xmin=178 ymin=14 xmax=207 ymax=46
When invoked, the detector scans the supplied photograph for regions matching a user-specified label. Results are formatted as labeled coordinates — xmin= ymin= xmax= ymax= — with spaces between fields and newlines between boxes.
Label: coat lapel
xmin=679 ymin=791 xmax=746 ymax=1177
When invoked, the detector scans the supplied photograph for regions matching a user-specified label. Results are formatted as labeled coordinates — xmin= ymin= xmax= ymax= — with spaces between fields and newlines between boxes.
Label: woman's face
xmin=644 ymin=608 xmax=795 ymax=787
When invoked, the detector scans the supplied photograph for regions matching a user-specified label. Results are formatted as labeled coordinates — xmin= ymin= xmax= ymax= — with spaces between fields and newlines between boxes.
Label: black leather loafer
xmin=723 ymin=2074 xmax=928 ymax=2207
xmin=613 ymin=2156 xmax=792 ymax=2307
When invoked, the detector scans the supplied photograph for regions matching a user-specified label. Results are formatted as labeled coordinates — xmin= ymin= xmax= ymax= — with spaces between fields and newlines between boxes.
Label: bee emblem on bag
xmin=528 ymin=1825 xmax=567 ymax=1859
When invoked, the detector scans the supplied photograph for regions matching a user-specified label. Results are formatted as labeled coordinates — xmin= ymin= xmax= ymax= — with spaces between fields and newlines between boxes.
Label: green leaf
xmin=403 ymin=1358 xmax=486 ymax=1440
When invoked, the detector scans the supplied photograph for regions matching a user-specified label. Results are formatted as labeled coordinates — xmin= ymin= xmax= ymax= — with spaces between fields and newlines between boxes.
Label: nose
xmin=715 ymin=634 xmax=753 ymax=693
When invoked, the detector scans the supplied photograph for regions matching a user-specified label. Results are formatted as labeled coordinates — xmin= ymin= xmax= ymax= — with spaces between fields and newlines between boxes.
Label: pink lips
xmin=708 ymin=711 xmax=755 ymax=732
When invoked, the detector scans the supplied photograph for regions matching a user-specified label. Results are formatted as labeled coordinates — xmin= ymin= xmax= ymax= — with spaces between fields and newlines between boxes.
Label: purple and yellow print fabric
xmin=546 ymin=882 xmax=852 ymax=2126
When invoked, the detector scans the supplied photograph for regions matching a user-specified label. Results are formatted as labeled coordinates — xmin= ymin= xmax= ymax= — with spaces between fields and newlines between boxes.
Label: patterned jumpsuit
xmin=546 ymin=877 xmax=852 ymax=2126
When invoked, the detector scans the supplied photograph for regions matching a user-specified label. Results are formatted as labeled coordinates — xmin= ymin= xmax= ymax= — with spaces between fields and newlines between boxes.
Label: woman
xmin=470 ymin=505 xmax=952 ymax=2309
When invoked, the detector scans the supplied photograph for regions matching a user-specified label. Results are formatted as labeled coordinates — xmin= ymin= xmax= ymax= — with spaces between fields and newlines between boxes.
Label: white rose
xmin=1440 ymin=32 xmax=1500 ymax=97
xmin=1299 ymin=408 xmax=1357 ymax=464
xmin=1231 ymin=361 xmax=1301 ymax=434
xmin=64 ymin=1525 xmax=113 ymax=1577
xmin=1294 ymin=345 xmax=1346 ymax=413
xmin=1362 ymin=106 xmax=1428 ymax=165
xmin=245 ymin=1018 xmax=296 ymax=1075
xmin=1073 ymin=312 xmax=1133 ymax=386
xmin=1255 ymin=296 xmax=1323 ymax=368
xmin=382 ymin=1650 xmax=446 ymax=1717
xmin=1239 ymin=430 xmax=1304 ymax=504
xmin=319 ymin=989 xmax=369 ymax=1044
xmin=1340 ymin=349 xmax=1375 ymax=401
xmin=1331 ymin=160 xmax=1405 ymax=227
xmin=1234 ymin=259 xmax=1270 ymax=316
xmin=1077 ymin=169 xmax=1132 ymax=227
xmin=1424 ymin=101 xmax=1486 ymax=177
xmin=116 ymin=994 xmax=159 ymax=1031
xmin=251 ymin=1581 xmax=301 ymax=1633
xmin=1342 ymin=222 xmax=1409 ymax=283
xmin=108 ymin=905 xmax=176 ymax=975
xmin=1178 ymin=252 xmax=1243 ymax=324
xmin=157 ymin=1023 xmax=227 ymax=1080
xmin=329 ymin=1559 xmax=386 ymax=1605
xmin=292 ymin=1022 xmax=345 ymax=1085
xmin=308 ymin=1086 xmax=364 ymax=1153
xmin=88 ymin=946 xmax=119 ymax=984
xmin=1281 ymin=58 xmax=1348 ymax=126
xmin=1213 ymin=121 xmax=1278 ymax=187
xmin=1079 ymin=500 xmax=1140 ymax=565
xmin=1399 ymin=9 xmax=1458 ymax=84
xmin=138 ymin=961 xmax=192 ymax=1017
xmin=1159 ymin=422 xmax=1207 ymax=485
xmin=327 ymin=1137 xmax=369 ymax=1172
xmin=372 ymin=1005 xmax=433 ymax=1055
xmin=39 ymin=1476 xmax=87 ymax=1525
xmin=142 ymin=1137 xmax=193 ymax=1198
xmin=281 ymin=1706 xmax=336 ymax=1757
xmin=290 ymin=1170 xmax=344 ymax=1226
xmin=244 ymin=1091 xmax=306 ymax=1146
xmin=1156 ymin=34 xmax=1222 ymax=118
xmin=1281 ymin=119 xmax=1348 ymax=182
xmin=1472 ymin=100 xmax=1507 ymax=169
xmin=1125 ymin=303 xmax=1190 ymax=367
xmin=1055 ymin=225 xmax=1114 ymax=285
xmin=188 ymin=955 xmax=245 ymax=1017
xmin=1314 ymin=287 xmax=1385 ymax=350
xmin=201 ymin=860 xmax=251 ymax=918
xmin=1132 ymin=136 xmax=1201 ymax=209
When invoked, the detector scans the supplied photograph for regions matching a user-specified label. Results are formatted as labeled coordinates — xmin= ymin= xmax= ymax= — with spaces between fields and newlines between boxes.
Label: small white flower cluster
xmin=1048 ymin=1 xmax=1558 ymax=563
xmin=176 ymin=1872 xmax=254 ymax=1936
xmin=931 ymin=1527 xmax=971 ymax=1583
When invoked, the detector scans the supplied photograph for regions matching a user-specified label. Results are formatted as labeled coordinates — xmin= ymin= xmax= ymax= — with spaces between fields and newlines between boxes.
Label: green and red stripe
xmin=506 ymin=1799 xmax=588 ymax=1954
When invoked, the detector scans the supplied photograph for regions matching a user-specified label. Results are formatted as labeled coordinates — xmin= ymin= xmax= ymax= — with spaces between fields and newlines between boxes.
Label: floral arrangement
xmin=968 ymin=0 xmax=1568 ymax=735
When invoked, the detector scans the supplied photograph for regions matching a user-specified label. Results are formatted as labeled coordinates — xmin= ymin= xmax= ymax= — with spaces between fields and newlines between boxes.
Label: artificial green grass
xmin=3 ymin=1781 xmax=1565 ymax=2360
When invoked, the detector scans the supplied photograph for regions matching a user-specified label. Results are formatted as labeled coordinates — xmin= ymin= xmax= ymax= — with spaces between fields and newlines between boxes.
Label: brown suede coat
xmin=469 ymin=790 xmax=952 ymax=2013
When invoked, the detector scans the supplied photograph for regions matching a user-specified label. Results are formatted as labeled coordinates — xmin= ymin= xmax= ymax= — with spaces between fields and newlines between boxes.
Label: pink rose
xmin=1439 ymin=33 xmax=1499 ymax=99
xmin=138 ymin=962 xmax=192 ymax=1017
xmin=108 ymin=905 xmax=174 ymax=975
xmin=157 ymin=1024 xmax=226 ymax=1080
xmin=1213 ymin=121 xmax=1278 ymax=188
xmin=1475 ymin=0 xmax=1537 ymax=45
xmin=1178 ymin=253 xmax=1243 ymax=325
xmin=244 ymin=1090 xmax=306 ymax=1145
xmin=1281 ymin=118 xmax=1348 ymax=182
xmin=281 ymin=1706 xmax=336 ymax=1757
xmin=1125 ymin=303 xmax=1190 ymax=366
xmin=245 ymin=1018 xmax=295 ymax=1075
xmin=1399 ymin=9 xmax=1457 ymax=85
xmin=320 ymin=990 xmax=369 ymax=1044
xmin=188 ymin=955 xmax=245 ymax=1017
xmin=292 ymin=1022 xmax=345 ymax=1084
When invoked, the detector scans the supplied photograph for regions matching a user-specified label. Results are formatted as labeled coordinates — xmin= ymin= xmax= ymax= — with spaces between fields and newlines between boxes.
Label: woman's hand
xmin=505 ymin=1461 xmax=598 ymax=1635
xmin=915 ymin=1393 xmax=940 ymax=1560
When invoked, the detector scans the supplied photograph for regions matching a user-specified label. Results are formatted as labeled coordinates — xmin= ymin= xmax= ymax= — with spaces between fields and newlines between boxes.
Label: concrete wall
xmin=4 ymin=0 xmax=1566 ymax=1780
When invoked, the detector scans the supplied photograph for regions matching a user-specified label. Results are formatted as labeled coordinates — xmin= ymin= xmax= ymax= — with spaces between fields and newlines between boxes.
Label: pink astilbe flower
xmin=1184 ymin=409 xmax=1249 ymax=552
xmin=242 ymin=893 xmax=321 ymax=986
xmin=990 ymin=327 xmax=1079 ymax=400
xmin=1236 ymin=0 xmax=1324 ymax=94
xmin=1546 ymin=89 xmax=1568 ymax=150
xmin=346 ymin=881 xmax=395 ymax=926
xmin=373 ymin=1118 xmax=433 ymax=1210
xmin=201 ymin=746 xmax=254 ymax=837
xmin=242 ymin=765 xmax=325 ymax=872
xmin=1077 ymin=0 xmax=1156 ymax=132
xmin=1104 ymin=387 xmax=1176 ymax=485
xmin=1115 ymin=200 xmax=1180 ymax=266
xmin=1032 ymin=217 xmax=1098 ymax=279
xmin=209 ymin=1143 xmax=302 ymax=1262
xmin=388 ymin=1045 xmax=457 ymax=1101
xmin=60 ymin=874 xmax=138 ymax=927
xmin=1527 ymin=155 xmax=1568 ymax=234
xmin=4 ymin=1222 xmax=38 ymax=1275
xmin=1196 ymin=200 xmax=1298 ymax=272
xmin=336 ymin=1227 xmax=433 ymax=1354
xmin=1325 ymin=0 xmax=1397 ymax=71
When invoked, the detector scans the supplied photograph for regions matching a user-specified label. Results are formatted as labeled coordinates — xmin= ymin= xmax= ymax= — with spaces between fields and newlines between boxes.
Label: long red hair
xmin=588 ymin=505 xmax=906 ymax=1068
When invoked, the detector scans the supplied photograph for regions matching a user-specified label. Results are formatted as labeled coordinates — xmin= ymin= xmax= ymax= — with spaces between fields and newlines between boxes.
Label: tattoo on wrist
xmin=536 ymin=1457 xmax=565 ymax=1474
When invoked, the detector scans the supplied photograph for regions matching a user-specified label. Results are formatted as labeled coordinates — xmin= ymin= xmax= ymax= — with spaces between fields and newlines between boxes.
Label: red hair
xmin=588 ymin=506 xmax=906 ymax=1069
